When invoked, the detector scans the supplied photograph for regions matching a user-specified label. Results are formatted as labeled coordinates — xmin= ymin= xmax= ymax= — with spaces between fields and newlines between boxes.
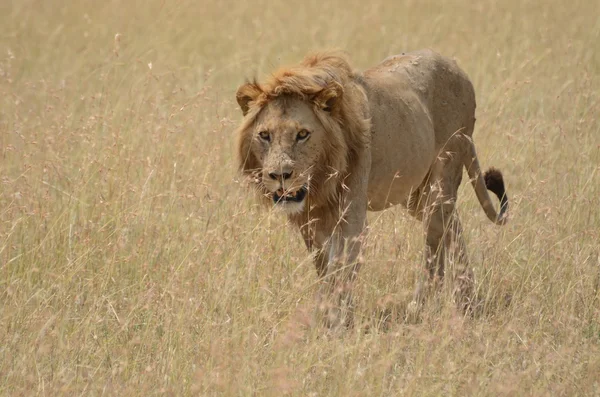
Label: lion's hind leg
xmin=412 ymin=156 xmax=475 ymax=313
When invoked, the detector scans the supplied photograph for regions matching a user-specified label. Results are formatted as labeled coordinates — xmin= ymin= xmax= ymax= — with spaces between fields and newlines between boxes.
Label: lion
xmin=234 ymin=49 xmax=508 ymax=327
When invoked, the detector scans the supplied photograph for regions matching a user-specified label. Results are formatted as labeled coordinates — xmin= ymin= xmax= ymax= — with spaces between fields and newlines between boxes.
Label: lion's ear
xmin=236 ymin=82 xmax=263 ymax=116
xmin=314 ymin=82 xmax=343 ymax=113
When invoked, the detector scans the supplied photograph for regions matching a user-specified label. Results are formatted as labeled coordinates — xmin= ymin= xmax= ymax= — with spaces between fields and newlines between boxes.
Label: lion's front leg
xmin=299 ymin=201 xmax=368 ymax=329
xmin=301 ymin=223 xmax=363 ymax=329
xmin=314 ymin=228 xmax=365 ymax=329
xmin=301 ymin=221 xmax=361 ymax=328
xmin=302 ymin=152 xmax=371 ymax=329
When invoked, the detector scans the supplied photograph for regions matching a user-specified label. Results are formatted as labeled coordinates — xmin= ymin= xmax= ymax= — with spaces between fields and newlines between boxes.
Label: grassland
xmin=1 ymin=0 xmax=599 ymax=395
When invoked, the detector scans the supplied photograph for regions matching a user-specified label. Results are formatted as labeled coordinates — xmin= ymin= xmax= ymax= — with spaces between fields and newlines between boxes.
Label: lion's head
xmin=234 ymin=52 xmax=371 ymax=215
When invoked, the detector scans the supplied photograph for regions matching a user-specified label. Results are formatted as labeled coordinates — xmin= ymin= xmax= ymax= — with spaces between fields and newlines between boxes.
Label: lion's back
xmin=365 ymin=49 xmax=477 ymax=148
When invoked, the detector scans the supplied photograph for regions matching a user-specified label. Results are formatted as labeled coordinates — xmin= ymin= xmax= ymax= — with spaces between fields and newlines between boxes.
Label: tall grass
xmin=1 ymin=0 xmax=599 ymax=394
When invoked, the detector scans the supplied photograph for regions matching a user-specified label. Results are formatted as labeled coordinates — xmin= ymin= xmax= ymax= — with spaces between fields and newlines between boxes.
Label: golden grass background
xmin=1 ymin=0 xmax=599 ymax=395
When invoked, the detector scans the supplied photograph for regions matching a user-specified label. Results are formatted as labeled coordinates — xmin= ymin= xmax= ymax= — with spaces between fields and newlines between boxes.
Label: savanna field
xmin=1 ymin=0 xmax=599 ymax=395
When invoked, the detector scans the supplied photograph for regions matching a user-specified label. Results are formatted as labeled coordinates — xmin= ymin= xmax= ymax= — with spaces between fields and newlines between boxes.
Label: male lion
xmin=234 ymin=49 xmax=508 ymax=327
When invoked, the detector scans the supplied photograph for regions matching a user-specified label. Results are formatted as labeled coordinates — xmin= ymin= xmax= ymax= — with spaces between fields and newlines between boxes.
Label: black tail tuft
xmin=484 ymin=167 xmax=508 ymax=220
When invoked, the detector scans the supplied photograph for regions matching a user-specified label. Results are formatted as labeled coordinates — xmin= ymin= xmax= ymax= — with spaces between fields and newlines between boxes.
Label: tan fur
xmin=235 ymin=49 xmax=509 ymax=327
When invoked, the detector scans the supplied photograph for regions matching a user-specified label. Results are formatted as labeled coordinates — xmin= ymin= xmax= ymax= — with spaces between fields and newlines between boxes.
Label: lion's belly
xmin=366 ymin=136 xmax=435 ymax=211
xmin=363 ymin=80 xmax=436 ymax=211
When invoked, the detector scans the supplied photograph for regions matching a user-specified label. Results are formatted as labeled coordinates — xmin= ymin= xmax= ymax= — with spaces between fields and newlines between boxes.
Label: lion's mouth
xmin=273 ymin=185 xmax=307 ymax=204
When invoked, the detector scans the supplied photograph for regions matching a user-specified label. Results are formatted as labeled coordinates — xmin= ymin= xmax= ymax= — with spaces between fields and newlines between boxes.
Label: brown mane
xmin=235 ymin=51 xmax=371 ymax=211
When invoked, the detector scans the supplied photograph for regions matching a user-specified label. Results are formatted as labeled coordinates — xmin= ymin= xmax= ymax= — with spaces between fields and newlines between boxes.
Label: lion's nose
xmin=268 ymin=170 xmax=293 ymax=180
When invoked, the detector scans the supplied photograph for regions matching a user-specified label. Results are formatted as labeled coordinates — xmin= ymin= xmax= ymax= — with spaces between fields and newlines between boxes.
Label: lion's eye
xmin=296 ymin=129 xmax=310 ymax=141
xmin=258 ymin=131 xmax=271 ymax=142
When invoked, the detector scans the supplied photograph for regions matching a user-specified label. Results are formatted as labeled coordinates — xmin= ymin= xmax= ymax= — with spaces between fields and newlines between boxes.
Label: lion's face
xmin=249 ymin=97 xmax=327 ymax=214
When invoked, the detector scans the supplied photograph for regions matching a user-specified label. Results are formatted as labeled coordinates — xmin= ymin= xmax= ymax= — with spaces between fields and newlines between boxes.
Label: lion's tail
xmin=463 ymin=140 xmax=508 ymax=225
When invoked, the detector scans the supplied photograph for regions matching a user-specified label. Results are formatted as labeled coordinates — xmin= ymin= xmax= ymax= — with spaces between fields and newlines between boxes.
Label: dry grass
xmin=1 ymin=0 xmax=599 ymax=395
